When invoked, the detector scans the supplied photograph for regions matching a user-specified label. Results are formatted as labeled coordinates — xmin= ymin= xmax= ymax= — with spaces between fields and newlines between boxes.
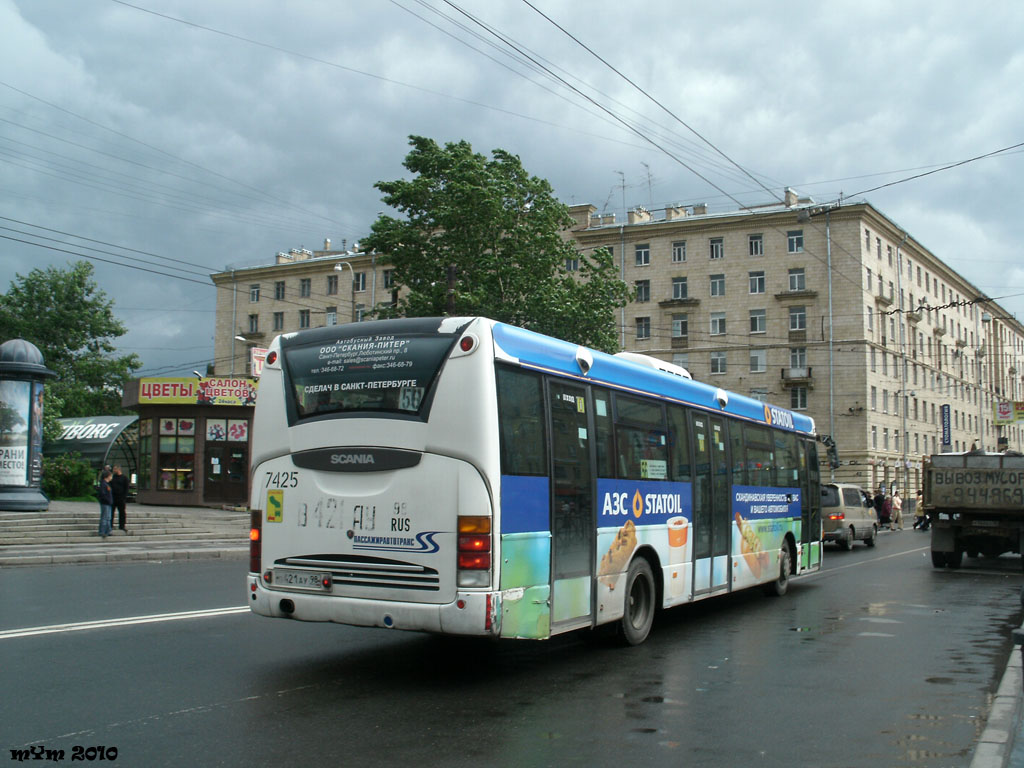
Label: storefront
xmin=122 ymin=376 xmax=257 ymax=507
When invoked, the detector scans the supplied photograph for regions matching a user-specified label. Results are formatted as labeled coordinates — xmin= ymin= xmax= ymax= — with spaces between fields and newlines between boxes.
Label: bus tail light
xmin=249 ymin=508 xmax=262 ymax=573
xmin=457 ymin=515 xmax=491 ymax=587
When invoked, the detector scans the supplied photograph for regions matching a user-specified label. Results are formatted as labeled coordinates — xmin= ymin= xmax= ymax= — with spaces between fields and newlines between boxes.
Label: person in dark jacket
xmin=110 ymin=465 xmax=129 ymax=532
xmin=98 ymin=470 xmax=113 ymax=539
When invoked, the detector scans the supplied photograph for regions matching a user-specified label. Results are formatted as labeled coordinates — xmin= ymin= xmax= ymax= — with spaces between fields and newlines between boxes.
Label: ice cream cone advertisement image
xmin=596 ymin=478 xmax=692 ymax=617
xmin=732 ymin=485 xmax=800 ymax=587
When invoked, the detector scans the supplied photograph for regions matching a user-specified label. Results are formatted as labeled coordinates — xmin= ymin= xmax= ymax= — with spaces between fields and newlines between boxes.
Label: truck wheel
xmin=946 ymin=550 xmax=963 ymax=569
xmin=931 ymin=550 xmax=946 ymax=568
xmin=618 ymin=558 xmax=655 ymax=646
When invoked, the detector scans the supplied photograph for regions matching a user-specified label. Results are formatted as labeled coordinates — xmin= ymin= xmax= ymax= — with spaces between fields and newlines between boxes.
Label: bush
xmin=42 ymin=453 xmax=96 ymax=499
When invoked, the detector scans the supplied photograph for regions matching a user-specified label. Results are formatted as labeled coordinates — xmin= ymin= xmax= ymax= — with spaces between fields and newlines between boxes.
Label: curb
xmin=970 ymin=624 xmax=1024 ymax=768
xmin=0 ymin=545 xmax=247 ymax=568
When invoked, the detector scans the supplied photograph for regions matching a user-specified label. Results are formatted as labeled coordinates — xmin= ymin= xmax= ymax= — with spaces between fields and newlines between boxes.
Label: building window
xmin=887 ymin=245 xmax=893 ymax=266
xmin=327 ymin=275 xmax=338 ymax=295
xmin=870 ymin=347 xmax=876 ymax=371
xmin=865 ymin=229 xmax=871 ymax=251
xmin=791 ymin=387 xmax=807 ymax=410
xmin=299 ymin=309 xmax=310 ymax=329
xmin=325 ymin=307 xmax=337 ymax=326
xmin=709 ymin=238 xmax=724 ymax=260
xmin=565 ymin=257 xmax=579 ymax=272
xmin=158 ymin=418 xmax=195 ymax=491
xmin=672 ymin=314 xmax=688 ymax=338
xmin=790 ymin=347 xmax=806 ymax=369
xmin=883 ymin=428 xmax=889 ymax=450
xmin=750 ymin=348 xmax=766 ymax=373
xmin=247 ymin=314 xmax=258 ymax=333
xmin=356 ymin=304 xmax=367 ymax=322
xmin=876 ymin=237 xmax=882 ymax=260
xmin=272 ymin=312 xmax=284 ymax=331
xmin=711 ymin=351 xmax=727 ymax=374
xmin=710 ymin=274 xmax=725 ymax=296
xmin=867 ymin=307 xmax=874 ymax=332
xmin=300 ymin=278 xmax=311 ymax=298
xmin=249 ymin=284 xmax=260 ymax=302
xmin=635 ymin=316 xmax=650 ymax=339
xmin=672 ymin=277 xmax=688 ymax=300
xmin=749 ymin=309 xmax=766 ymax=334
xmin=274 ymin=281 xmax=286 ymax=300
xmin=635 ymin=244 xmax=650 ymax=266
xmin=635 ymin=279 xmax=650 ymax=303
xmin=871 ymin=386 xmax=877 ymax=410
xmin=354 ymin=272 xmax=367 ymax=292
xmin=748 ymin=234 xmax=763 ymax=256
xmin=788 ymin=268 xmax=805 ymax=291
xmin=672 ymin=241 xmax=686 ymax=263
xmin=871 ymin=426 xmax=878 ymax=448
xmin=749 ymin=389 xmax=769 ymax=403
xmin=789 ymin=306 xmax=806 ymax=331
xmin=672 ymin=353 xmax=689 ymax=369
xmin=749 ymin=271 xmax=765 ymax=294
xmin=787 ymin=230 xmax=803 ymax=253
xmin=710 ymin=312 xmax=726 ymax=336
xmin=383 ymin=269 xmax=394 ymax=288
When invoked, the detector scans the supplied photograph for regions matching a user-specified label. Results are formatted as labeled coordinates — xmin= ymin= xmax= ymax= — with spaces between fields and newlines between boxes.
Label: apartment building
xmin=210 ymin=242 xmax=396 ymax=377
xmin=209 ymin=194 xmax=1024 ymax=494
xmin=565 ymin=189 xmax=1024 ymax=493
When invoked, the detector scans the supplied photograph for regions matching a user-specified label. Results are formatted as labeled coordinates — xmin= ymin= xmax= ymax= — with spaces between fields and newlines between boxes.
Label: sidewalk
xmin=0 ymin=500 xmax=249 ymax=568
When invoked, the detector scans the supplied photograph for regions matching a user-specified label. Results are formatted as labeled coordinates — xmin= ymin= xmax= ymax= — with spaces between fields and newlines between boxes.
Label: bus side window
xmin=613 ymin=394 xmax=667 ymax=481
xmin=729 ymin=421 xmax=746 ymax=486
xmin=496 ymin=367 xmax=547 ymax=476
xmin=775 ymin=432 xmax=800 ymax=488
xmin=667 ymin=405 xmax=691 ymax=482
xmin=743 ymin=424 xmax=774 ymax=487
xmin=593 ymin=389 xmax=614 ymax=478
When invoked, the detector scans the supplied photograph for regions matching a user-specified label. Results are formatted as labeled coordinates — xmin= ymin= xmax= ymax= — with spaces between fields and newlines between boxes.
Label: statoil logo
xmin=602 ymin=488 xmax=684 ymax=518
xmin=764 ymin=405 xmax=795 ymax=429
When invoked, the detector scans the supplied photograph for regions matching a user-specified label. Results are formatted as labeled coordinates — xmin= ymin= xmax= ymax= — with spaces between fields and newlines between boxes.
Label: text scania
xmin=330 ymin=453 xmax=375 ymax=465
xmin=602 ymin=491 xmax=683 ymax=517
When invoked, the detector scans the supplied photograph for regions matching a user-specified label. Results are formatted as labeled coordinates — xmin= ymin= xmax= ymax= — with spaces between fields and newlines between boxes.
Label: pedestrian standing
xmin=891 ymin=489 xmax=904 ymax=531
xmin=98 ymin=469 xmax=113 ymax=539
xmin=110 ymin=465 xmax=129 ymax=532
xmin=913 ymin=488 xmax=925 ymax=529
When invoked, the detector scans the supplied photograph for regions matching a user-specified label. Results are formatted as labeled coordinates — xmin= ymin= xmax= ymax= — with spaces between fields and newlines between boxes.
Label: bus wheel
xmin=764 ymin=543 xmax=792 ymax=597
xmin=618 ymin=558 xmax=655 ymax=646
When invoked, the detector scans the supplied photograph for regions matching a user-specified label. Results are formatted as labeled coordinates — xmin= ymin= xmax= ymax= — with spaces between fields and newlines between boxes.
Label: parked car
xmin=821 ymin=483 xmax=878 ymax=549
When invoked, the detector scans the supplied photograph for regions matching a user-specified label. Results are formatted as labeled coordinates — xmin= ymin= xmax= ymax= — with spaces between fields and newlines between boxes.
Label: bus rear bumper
xmin=247 ymin=575 xmax=499 ymax=637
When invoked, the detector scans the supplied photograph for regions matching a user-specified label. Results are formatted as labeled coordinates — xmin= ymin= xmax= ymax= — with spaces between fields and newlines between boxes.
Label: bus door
xmin=547 ymin=379 xmax=595 ymax=629
xmin=801 ymin=440 xmax=822 ymax=570
xmin=691 ymin=413 xmax=731 ymax=593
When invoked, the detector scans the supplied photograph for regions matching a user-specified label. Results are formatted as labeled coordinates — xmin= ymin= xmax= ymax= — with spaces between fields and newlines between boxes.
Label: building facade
xmin=209 ymin=196 xmax=1024 ymax=496
xmin=565 ymin=191 xmax=1024 ymax=494
xmin=210 ymin=242 xmax=397 ymax=378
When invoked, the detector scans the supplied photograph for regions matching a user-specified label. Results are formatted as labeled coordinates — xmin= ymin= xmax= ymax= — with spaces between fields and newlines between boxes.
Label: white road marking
xmin=0 ymin=606 xmax=250 ymax=640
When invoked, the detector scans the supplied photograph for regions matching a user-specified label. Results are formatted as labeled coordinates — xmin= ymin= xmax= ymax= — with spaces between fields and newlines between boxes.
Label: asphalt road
xmin=2 ymin=530 xmax=1021 ymax=767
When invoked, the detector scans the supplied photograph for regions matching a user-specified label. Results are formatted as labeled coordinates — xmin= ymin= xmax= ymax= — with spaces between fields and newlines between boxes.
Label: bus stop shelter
xmin=44 ymin=415 xmax=139 ymax=482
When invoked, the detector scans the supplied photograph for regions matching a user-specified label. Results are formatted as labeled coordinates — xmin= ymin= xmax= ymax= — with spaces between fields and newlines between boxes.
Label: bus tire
xmin=618 ymin=558 xmax=655 ymax=646
xmin=764 ymin=542 xmax=792 ymax=597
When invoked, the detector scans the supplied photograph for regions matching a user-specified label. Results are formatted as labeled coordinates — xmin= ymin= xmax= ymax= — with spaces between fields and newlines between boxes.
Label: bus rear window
xmin=282 ymin=334 xmax=456 ymax=419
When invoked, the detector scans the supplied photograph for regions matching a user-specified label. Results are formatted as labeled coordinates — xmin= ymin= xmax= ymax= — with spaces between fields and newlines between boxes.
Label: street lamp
xmin=334 ymin=260 xmax=357 ymax=323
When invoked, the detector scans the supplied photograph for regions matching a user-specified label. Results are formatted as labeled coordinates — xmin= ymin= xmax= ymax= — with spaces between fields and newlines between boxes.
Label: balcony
xmin=906 ymin=310 xmax=921 ymax=323
xmin=773 ymin=289 xmax=818 ymax=301
xmin=874 ymin=292 xmax=893 ymax=307
xmin=658 ymin=297 xmax=700 ymax=308
xmin=781 ymin=367 xmax=814 ymax=387
xmin=956 ymin=337 xmax=967 ymax=347
xmin=933 ymin=326 xmax=947 ymax=337
xmin=788 ymin=329 xmax=807 ymax=342
xmin=671 ymin=336 xmax=689 ymax=348
xmin=238 ymin=330 xmax=265 ymax=340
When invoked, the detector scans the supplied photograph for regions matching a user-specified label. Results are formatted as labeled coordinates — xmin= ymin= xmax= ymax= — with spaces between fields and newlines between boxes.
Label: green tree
xmin=364 ymin=136 xmax=629 ymax=353
xmin=0 ymin=261 xmax=141 ymax=418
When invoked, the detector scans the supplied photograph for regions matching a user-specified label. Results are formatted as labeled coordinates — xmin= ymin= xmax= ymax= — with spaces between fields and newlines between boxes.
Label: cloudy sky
xmin=2 ymin=0 xmax=1021 ymax=379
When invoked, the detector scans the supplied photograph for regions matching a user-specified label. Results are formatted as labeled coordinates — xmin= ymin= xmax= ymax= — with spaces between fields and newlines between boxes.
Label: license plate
xmin=274 ymin=568 xmax=330 ymax=591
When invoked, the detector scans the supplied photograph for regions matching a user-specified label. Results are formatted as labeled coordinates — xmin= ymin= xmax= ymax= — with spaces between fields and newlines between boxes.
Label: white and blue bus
xmin=247 ymin=317 xmax=822 ymax=644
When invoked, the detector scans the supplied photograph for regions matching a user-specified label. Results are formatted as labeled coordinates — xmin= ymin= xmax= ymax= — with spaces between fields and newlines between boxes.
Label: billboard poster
xmin=137 ymin=377 xmax=257 ymax=406
xmin=0 ymin=379 xmax=31 ymax=486
xmin=993 ymin=401 xmax=1024 ymax=425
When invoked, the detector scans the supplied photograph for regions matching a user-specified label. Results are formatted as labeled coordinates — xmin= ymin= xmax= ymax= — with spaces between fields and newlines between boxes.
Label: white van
xmin=821 ymin=483 xmax=878 ymax=549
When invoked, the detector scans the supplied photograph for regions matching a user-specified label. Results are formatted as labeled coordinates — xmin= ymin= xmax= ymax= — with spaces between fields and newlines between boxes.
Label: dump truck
xmin=923 ymin=450 xmax=1024 ymax=569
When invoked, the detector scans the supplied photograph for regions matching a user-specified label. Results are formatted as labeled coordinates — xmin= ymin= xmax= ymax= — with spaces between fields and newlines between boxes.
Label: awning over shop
xmin=44 ymin=415 xmax=139 ymax=477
